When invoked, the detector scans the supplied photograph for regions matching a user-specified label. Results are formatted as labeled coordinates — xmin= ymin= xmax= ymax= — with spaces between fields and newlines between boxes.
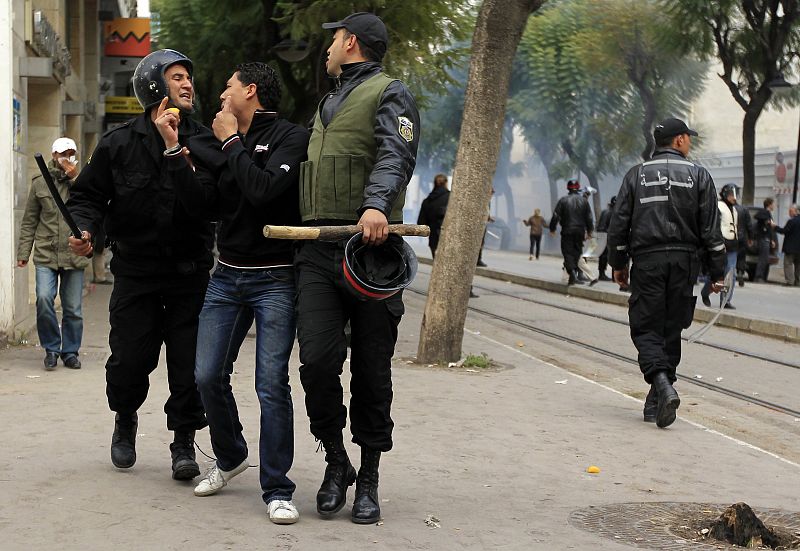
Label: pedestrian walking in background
xmin=549 ymin=179 xmax=594 ymax=285
xmin=294 ymin=12 xmax=420 ymax=525
xmin=476 ymin=188 xmax=495 ymax=268
xmin=177 ymin=62 xmax=308 ymax=524
xmin=701 ymin=183 xmax=739 ymax=309
xmin=523 ymin=208 xmax=545 ymax=260
xmin=775 ymin=204 xmax=800 ymax=286
xmin=596 ymin=196 xmax=615 ymax=281
xmin=753 ymin=197 xmax=776 ymax=282
xmin=417 ymin=174 xmax=450 ymax=258
xmin=608 ymin=117 xmax=725 ymax=429
xmin=732 ymin=187 xmax=752 ymax=287
xmin=16 ymin=137 xmax=89 ymax=371
xmin=67 ymin=49 xmax=213 ymax=481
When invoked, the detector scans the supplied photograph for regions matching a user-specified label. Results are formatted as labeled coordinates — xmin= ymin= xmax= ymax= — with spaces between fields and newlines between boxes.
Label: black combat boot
xmin=568 ymin=270 xmax=585 ymax=285
xmin=352 ymin=447 xmax=381 ymax=524
xmin=317 ymin=437 xmax=357 ymax=516
xmin=170 ymin=430 xmax=200 ymax=480
xmin=652 ymin=372 xmax=680 ymax=428
xmin=643 ymin=385 xmax=658 ymax=423
xmin=111 ymin=412 xmax=138 ymax=468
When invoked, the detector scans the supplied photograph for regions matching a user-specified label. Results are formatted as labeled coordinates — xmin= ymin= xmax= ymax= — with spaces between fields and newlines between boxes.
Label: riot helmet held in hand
xmin=342 ymin=233 xmax=418 ymax=300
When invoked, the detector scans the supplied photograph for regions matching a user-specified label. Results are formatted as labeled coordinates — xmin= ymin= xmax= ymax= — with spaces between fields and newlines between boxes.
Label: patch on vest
xmin=398 ymin=116 xmax=414 ymax=142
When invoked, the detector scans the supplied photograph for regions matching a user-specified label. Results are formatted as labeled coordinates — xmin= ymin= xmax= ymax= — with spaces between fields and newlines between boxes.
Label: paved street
xmin=1 ymin=267 xmax=799 ymax=550
xmin=408 ymin=238 xmax=800 ymax=330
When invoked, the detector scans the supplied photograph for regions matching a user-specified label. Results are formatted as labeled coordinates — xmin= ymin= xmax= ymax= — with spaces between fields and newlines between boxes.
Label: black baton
xmin=34 ymin=152 xmax=92 ymax=257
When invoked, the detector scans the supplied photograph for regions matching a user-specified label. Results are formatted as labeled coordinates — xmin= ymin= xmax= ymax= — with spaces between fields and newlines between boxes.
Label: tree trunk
xmin=635 ymin=79 xmax=657 ymax=160
xmin=417 ymin=0 xmax=544 ymax=364
xmin=741 ymin=109 xmax=759 ymax=206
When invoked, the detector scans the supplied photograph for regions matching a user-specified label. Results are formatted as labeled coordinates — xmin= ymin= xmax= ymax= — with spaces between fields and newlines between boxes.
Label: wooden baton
xmin=263 ymin=224 xmax=430 ymax=241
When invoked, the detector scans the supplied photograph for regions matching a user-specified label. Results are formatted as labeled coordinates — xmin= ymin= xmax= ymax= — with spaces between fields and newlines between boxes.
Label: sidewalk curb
xmin=420 ymin=258 xmax=800 ymax=344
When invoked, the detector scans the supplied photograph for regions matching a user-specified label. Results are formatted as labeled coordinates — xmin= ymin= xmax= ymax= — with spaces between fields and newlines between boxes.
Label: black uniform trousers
xmin=295 ymin=240 xmax=403 ymax=452
xmin=628 ymin=251 xmax=698 ymax=384
xmin=560 ymin=231 xmax=584 ymax=274
xmin=106 ymin=272 xmax=209 ymax=432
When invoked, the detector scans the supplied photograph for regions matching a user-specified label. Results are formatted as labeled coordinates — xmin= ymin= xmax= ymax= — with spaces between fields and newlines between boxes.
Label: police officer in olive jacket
xmin=67 ymin=50 xmax=213 ymax=481
xmin=295 ymin=12 xmax=420 ymax=525
xmin=608 ymin=118 xmax=726 ymax=429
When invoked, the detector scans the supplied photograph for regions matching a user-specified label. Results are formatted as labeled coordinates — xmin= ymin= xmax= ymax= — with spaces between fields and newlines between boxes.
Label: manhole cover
xmin=569 ymin=502 xmax=800 ymax=550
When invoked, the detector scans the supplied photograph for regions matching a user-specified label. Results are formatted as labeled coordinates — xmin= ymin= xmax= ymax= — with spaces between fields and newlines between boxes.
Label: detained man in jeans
xmin=168 ymin=62 xmax=309 ymax=524
xmin=16 ymin=137 xmax=89 ymax=370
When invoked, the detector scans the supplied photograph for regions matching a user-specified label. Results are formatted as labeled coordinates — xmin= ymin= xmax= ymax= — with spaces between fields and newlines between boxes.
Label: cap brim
xmin=322 ymin=21 xmax=345 ymax=29
xmin=687 ymin=128 xmax=699 ymax=137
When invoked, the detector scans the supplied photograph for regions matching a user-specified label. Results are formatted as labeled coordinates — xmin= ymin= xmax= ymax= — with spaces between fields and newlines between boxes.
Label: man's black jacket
xmin=753 ymin=208 xmax=775 ymax=240
xmin=776 ymin=215 xmax=800 ymax=254
xmin=170 ymin=111 xmax=309 ymax=267
xmin=597 ymin=207 xmax=613 ymax=233
xmin=67 ymin=112 xmax=214 ymax=276
xmin=416 ymin=186 xmax=450 ymax=250
xmin=317 ymin=61 xmax=420 ymax=219
xmin=549 ymin=191 xmax=593 ymax=235
xmin=607 ymin=147 xmax=725 ymax=279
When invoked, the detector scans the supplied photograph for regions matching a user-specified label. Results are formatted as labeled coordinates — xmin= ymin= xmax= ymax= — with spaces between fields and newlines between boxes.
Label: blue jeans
xmin=35 ymin=266 xmax=84 ymax=356
xmin=702 ymin=250 xmax=737 ymax=303
xmin=195 ymin=265 xmax=296 ymax=504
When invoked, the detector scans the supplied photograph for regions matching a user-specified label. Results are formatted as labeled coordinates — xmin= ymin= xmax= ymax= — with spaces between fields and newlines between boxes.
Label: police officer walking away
xmin=549 ymin=179 xmax=594 ymax=285
xmin=67 ymin=50 xmax=213 ymax=479
xmin=608 ymin=118 xmax=725 ymax=428
xmin=295 ymin=12 xmax=420 ymax=524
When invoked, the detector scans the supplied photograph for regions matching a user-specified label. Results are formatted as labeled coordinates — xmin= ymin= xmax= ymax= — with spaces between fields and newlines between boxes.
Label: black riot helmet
xmin=342 ymin=233 xmax=418 ymax=300
xmin=132 ymin=49 xmax=194 ymax=110
xmin=720 ymin=183 xmax=738 ymax=202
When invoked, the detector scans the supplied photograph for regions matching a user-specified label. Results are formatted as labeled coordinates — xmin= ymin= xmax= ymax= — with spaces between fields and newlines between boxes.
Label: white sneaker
xmin=268 ymin=500 xmax=299 ymax=525
xmin=193 ymin=460 xmax=248 ymax=497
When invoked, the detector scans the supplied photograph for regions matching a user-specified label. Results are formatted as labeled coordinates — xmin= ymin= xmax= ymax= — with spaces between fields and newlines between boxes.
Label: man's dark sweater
xmin=178 ymin=111 xmax=310 ymax=267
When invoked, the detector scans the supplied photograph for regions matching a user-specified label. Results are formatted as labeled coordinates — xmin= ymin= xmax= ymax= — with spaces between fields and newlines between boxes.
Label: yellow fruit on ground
xmin=586 ymin=465 xmax=601 ymax=474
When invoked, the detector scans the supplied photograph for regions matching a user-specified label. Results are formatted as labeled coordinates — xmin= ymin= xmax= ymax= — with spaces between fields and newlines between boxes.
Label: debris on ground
xmin=424 ymin=515 xmax=441 ymax=528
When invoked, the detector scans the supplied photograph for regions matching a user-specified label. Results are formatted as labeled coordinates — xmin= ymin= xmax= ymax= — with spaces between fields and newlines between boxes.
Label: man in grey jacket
xmin=16 ymin=137 xmax=89 ymax=370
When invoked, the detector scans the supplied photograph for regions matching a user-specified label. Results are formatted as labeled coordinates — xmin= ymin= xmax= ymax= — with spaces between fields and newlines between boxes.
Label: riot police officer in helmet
xmin=68 ymin=49 xmax=214 ymax=479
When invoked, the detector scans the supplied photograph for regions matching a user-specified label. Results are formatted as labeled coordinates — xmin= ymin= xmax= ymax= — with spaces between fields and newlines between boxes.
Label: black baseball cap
xmin=322 ymin=12 xmax=389 ymax=58
xmin=653 ymin=117 xmax=699 ymax=140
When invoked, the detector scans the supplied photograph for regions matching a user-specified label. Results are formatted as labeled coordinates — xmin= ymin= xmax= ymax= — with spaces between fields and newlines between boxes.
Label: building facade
xmin=0 ymin=0 xmax=141 ymax=345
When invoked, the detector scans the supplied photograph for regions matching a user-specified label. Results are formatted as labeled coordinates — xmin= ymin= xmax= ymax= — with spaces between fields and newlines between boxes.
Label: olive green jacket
xmin=17 ymin=165 xmax=90 ymax=270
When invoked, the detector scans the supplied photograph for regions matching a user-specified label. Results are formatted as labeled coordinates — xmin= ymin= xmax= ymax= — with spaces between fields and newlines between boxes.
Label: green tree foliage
xmin=510 ymin=0 xmax=708 ymax=212
xmin=665 ymin=0 xmax=800 ymax=205
xmin=513 ymin=0 xmax=637 ymax=214
xmin=415 ymin=64 xmax=468 ymax=191
xmin=151 ymin=0 xmax=473 ymax=125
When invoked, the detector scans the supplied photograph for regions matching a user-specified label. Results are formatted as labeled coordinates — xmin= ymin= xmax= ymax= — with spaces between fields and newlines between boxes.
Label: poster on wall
xmin=13 ymin=97 xmax=22 ymax=153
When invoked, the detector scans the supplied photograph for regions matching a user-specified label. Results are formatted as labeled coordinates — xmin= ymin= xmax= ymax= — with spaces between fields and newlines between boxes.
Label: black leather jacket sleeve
xmin=360 ymin=81 xmax=420 ymax=217
xmin=68 ymin=138 xmax=115 ymax=239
